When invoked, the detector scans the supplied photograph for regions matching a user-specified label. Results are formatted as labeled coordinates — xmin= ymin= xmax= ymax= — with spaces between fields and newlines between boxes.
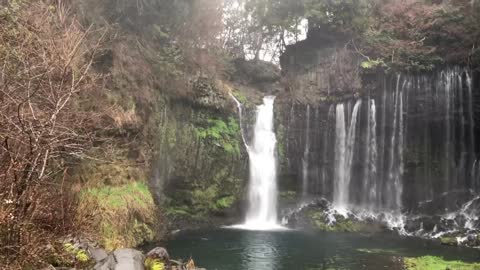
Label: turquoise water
xmin=164 ymin=229 xmax=480 ymax=270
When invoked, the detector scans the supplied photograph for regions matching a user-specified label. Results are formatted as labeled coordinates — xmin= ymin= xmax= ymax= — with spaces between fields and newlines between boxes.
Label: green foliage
xmin=196 ymin=117 xmax=241 ymax=155
xmin=83 ymin=182 xmax=152 ymax=209
xmin=190 ymin=185 xmax=236 ymax=213
xmin=404 ymin=256 xmax=480 ymax=270
xmin=169 ymin=185 xmax=237 ymax=216
xmin=356 ymin=248 xmax=399 ymax=255
xmin=280 ymin=191 xmax=297 ymax=200
xmin=63 ymin=243 xmax=76 ymax=254
xmin=63 ymin=243 xmax=91 ymax=264
xmin=75 ymin=250 xmax=89 ymax=263
xmin=305 ymin=0 xmax=371 ymax=33
xmin=79 ymin=182 xmax=157 ymax=250
xmin=190 ymin=185 xmax=220 ymax=211
xmin=361 ymin=59 xmax=386 ymax=69
xmin=0 ymin=0 xmax=24 ymax=18
xmin=309 ymin=211 xmax=366 ymax=232
xmin=145 ymin=258 xmax=165 ymax=270
xmin=215 ymin=196 xmax=236 ymax=209
xmin=233 ymin=91 xmax=248 ymax=104
xmin=165 ymin=206 xmax=192 ymax=217
xmin=402 ymin=54 xmax=444 ymax=72
xmin=275 ymin=123 xmax=287 ymax=162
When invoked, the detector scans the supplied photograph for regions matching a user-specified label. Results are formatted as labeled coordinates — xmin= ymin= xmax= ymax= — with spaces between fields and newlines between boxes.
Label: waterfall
xmin=363 ymin=99 xmax=378 ymax=209
xmin=466 ymin=72 xmax=476 ymax=188
xmin=444 ymin=71 xmax=453 ymax=192
xmin=396 ymin=90 xmax=404 ymax=209
xmin=320 ymin=105 xmax=335 ymax=196
xmin=229 ymin=93 xmax=249 ymax=148
xmin=385 ymin=76 xmax=403 ymax=210
xmin=345 ymin=100 xmax=362 ymax=202
xmin=280 ymin=68 xmax=478 ymax=236
xmin=302 ymin=105 xmax=311 ymax=198
xmin=333 ymin=104 xmax=347 ymax=210
xmin=333 ymin=100 xmax=362 ymax=212
xmin=242 ymin=96 xmax=281 ymax=230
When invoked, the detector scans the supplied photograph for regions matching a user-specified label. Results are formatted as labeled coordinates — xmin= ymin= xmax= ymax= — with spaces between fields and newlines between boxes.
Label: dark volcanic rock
xmin=233 ymin=58 xmax=281 ymax=85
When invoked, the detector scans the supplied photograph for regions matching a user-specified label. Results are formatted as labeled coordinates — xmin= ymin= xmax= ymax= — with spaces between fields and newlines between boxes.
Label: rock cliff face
xmin=278 ymin=28 xmax=362 ymax=104
xmin=148 ymin=79 xmax=249 ymax=230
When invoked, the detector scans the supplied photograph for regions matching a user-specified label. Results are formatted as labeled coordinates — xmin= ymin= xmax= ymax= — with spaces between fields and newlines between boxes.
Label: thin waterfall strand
xmin=302 ymin=105 xmax=311 ymax=198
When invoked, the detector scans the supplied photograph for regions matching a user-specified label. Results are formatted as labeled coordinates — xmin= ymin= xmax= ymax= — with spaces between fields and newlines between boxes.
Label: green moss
xmin=75 ymin=250 xmax=89 ymax=263
xmin=276 ymin=124 xmax=287 ymax=163
xmin=356 ymin=248 xmax=399 ymax=255
xmin=360 ymin=58 xmax=386 ymax=69
xmin=165 ymin=206 xmax=192 ymax=217
xmin=215 ymin=196 xmax=236 ymax=209
xmin=280 ymin=191 xmax=297 ymax=200
xmin=79 ymin=181 xmax=157 ymax=251
xmin=195 ymin=117 xmax=241 ymax=155
xmin=232 ymin=90 xmax=248 ymax=104
xmin=400 ymin=53 xmax=445 ymax=72
xmin=189 ymin=185 xmax=236 ymax=213
xmin=440 ymin=236 xmax=458 ymax=246
xmin=63 ymin=243 xmax=75 ymax=253
xmin=145 ymin=258 xmax=165 ymax=270
xmin=74 ymin=159 xmax=145 ymax=186
xmin=61 ymin=243 xmax=92 ymax=266
xmin=308 ymin=211 xmax=365 ymax=232
xmin=404 ymin=256 xmax=480 ymax=270
xmin=83 ymin=182 xmax=152 ymax=209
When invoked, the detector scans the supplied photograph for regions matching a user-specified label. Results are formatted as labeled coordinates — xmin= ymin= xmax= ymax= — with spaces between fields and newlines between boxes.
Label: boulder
xmin=94 ymin=255 xmax=116 ymax=270
xmin=113 ymin=249 xmax=145 ymax=270
xmin=94 ymin=249 xmax=145 ymax=270
xmin=146 ymin=247 xmax=170 ymax=262
xmin=89 ymin=247 xmax=109 ymax=263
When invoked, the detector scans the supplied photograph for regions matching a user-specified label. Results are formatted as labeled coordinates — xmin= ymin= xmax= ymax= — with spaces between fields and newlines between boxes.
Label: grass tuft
xmin=404 ymin=256 xmax=480 ymax=270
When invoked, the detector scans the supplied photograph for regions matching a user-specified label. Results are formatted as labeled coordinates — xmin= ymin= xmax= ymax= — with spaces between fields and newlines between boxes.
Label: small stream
xmin=165 ymin=229 xmax=480 ymax=270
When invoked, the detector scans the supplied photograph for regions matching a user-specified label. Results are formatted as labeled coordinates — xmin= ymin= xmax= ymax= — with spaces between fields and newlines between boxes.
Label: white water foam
xmin=229 ymin=96 xmax=285 ymax=231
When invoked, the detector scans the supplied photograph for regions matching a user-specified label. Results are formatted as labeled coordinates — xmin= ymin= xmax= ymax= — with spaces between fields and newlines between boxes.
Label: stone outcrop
xmin=278 ymin=27 xmax=362 ymax=104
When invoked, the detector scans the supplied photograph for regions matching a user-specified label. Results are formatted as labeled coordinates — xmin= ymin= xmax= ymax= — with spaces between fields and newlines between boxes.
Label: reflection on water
xmin=242 ymin=231 xmax=278 ymax=270
xmin=164 ymin=229 xmax=480 ymax=270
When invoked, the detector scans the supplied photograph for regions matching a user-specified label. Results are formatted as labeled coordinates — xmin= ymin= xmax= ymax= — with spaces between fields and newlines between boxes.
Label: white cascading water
xmin=302 ymin=105 xmax=311 ymax=198
xmin=363 ymin=99 xmax=378 ymax=209
xmin=232 ymin=96 xmax=282 ymax=230
xmin=333 ymin=100 xmax=362 ymax=214
xmin=444 ymin=71 xmax=453 ymax=191
xmin=467 ymin=72 xmax=476 ymax=188
xmin=229 ymin=93 xmax=249 ymax=147
xmin=320 ymin=105 xmax=335 ymax=193
xmin=333 ymin=104 xmax=347 ymax=211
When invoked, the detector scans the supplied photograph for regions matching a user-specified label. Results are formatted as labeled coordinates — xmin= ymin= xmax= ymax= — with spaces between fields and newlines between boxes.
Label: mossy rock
xmin=279 ymin=191 xmax=297 ymax=201
xmin=46 ymin=242 xmax=94 ymax=268
xmin=308 ymin=210 xmax=368 ymax=232
xmin=440 ymin=236 xmax=458 ymax=246
xmin=404 ymin=256 xmax=480 ymax=270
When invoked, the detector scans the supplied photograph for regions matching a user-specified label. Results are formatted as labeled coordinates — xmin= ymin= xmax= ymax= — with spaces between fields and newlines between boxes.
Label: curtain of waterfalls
xmin=287 ymin=68 xmax=477 ymax=217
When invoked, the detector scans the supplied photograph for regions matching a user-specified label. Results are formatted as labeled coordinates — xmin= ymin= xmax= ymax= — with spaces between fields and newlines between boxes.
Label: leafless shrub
xmin=0 ymin=0 xmax=105 ymax=267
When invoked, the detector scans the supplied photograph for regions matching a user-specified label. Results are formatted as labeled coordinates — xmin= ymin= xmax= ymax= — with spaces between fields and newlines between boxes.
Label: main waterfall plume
xmin=230 ymin=96 xmax=283 ymax=230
